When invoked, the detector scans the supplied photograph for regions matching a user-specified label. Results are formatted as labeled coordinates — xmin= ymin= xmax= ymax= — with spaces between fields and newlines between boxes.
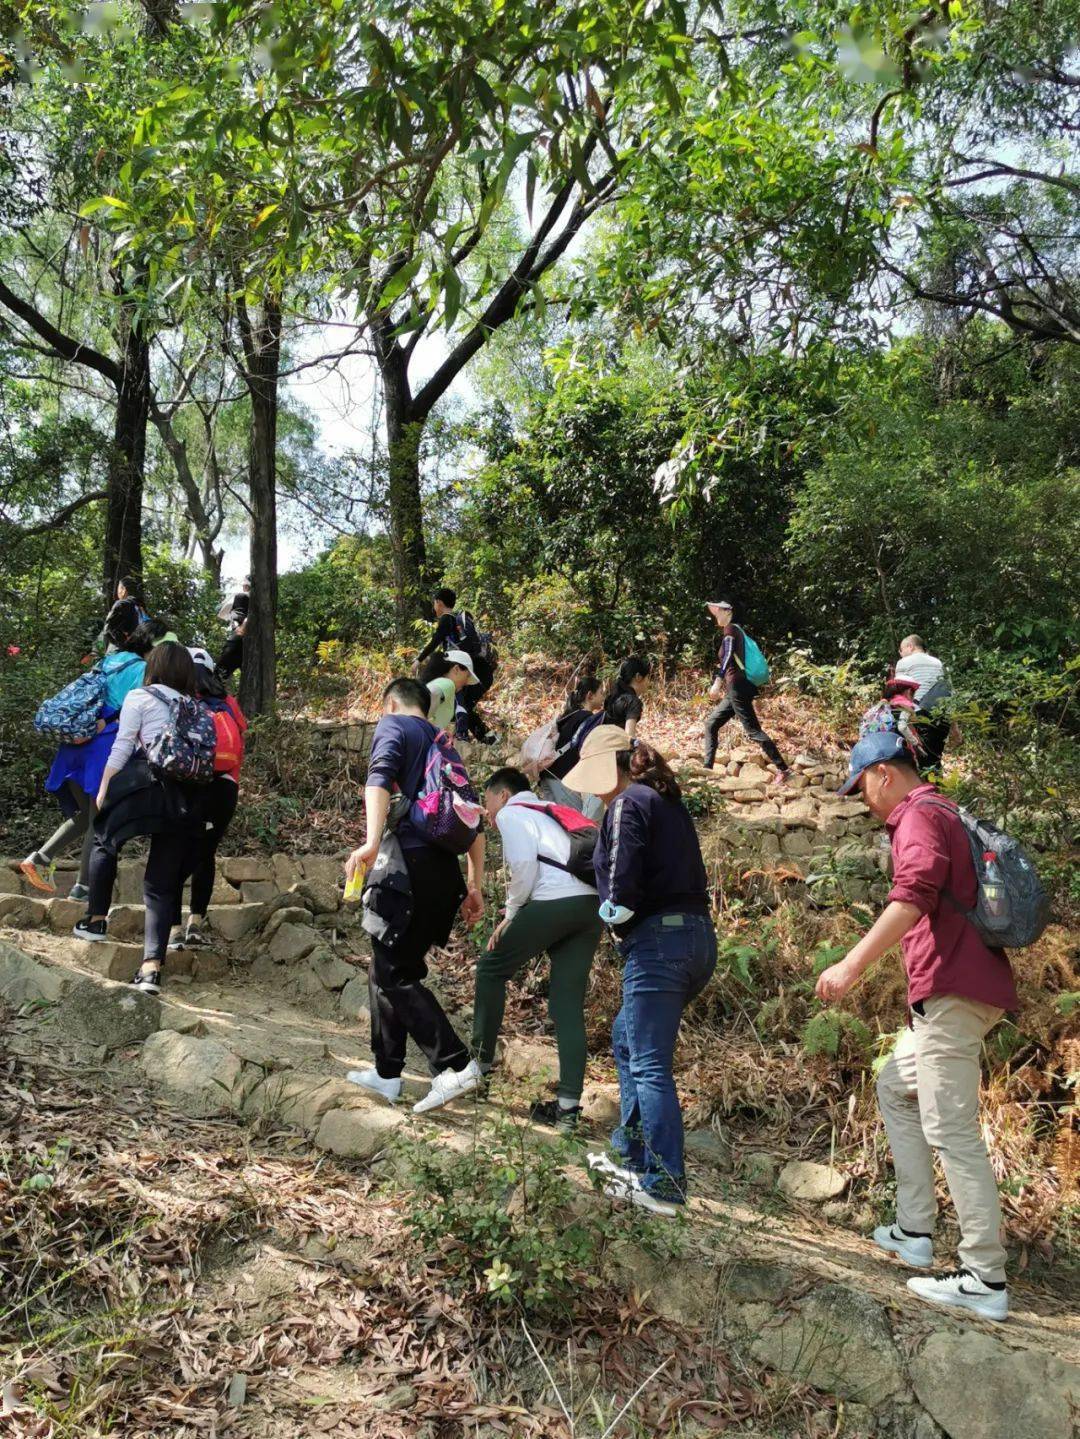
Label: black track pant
xmin=703 ymin=678 xmax=787 ymax=770
xmin=89 ymin=828 xmax=196 ymax=963
xmin=368 ymin=846 xmax=469 ymax=1080
xmin=188 ymin=777 xmax=239 ymax=916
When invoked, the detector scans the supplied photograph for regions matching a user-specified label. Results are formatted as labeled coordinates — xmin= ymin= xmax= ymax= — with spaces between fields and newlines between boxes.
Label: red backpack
xmin=518 ymin=802 xmax=599 ymax=887
xmin=209 ymin=695 xmax=246 ymax=775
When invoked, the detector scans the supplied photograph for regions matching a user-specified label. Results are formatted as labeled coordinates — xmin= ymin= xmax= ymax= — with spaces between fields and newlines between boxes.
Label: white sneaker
xmin=346 ymin=1069 xmax=402 ymax=1104
xmin=873 ymin=1224 xmax=933 ymax=1269
xmin=602 ymin=1177 xmax=680 ymax=1219
xmin=906 ymin=1269 xmax=1009 ymax=1322
xmin=412 ymin=1059 xmax=482 ymax=1114
xmin=586 ymin=1151 xmax=641 ymax=1188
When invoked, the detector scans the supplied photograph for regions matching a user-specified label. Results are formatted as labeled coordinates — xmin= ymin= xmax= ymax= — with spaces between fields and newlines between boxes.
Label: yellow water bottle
xmin=343 ymin=862 xmax=367 ymax=902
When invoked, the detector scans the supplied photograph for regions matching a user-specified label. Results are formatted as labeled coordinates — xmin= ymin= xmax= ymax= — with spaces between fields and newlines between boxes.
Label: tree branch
xmin=0 ymin=279 xmax=120 ymax=386
xmin=3 ymin=489 xmax=108 ymax=541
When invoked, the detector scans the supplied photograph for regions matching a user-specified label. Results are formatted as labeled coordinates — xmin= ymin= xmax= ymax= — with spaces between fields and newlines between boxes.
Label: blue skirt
xmin=45 ymin=721 xmax=119 ymax=816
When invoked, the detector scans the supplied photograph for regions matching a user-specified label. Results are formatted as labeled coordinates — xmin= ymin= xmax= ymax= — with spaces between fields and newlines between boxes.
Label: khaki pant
xmin=876 ymin=993 xmax=1007 ymax=1283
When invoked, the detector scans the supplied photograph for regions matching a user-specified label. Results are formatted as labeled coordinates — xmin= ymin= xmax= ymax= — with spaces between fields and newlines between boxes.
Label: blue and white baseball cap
xmin=837 ymin=731 xmax=910 ymax=794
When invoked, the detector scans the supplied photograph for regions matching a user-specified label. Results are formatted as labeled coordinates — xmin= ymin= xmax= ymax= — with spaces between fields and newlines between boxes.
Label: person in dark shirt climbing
xmin=603 ymin=657 xmax=651 ymax=741
xmin=415 ymin=587 xmax=497 ymax=743
xmin=703 ymin=601 xmax=789 ymax=783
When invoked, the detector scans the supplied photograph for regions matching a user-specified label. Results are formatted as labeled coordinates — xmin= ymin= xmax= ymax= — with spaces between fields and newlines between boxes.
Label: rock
xmin=339 ymin=974 xmax=371 ymax=1022
xmin=739 ymin=1151 xmax=780 ymax=1188
xmin=685 ymin=1127 xmax=733 ymax=1171
xmin=605 ymin=1241 xmax=718 ymax=1327
xmin=328 ymin=724 xmax=372 ymax=757
xmin=722 ymin=1259 xmax=795 ymax=1303
xmin=0 ymin=893 xmax=47 ymax=928
xmin=301 ymin=855 xmax=343 ymax=891
xmin=208 ymin=904 xmax=266 ymax=942
xmin=141 ymin=1030 xmax=248 ymax=1116
xmin=778 ymin=1159 xmax=847 ymax=1202
xmin=104 ymin=903 xmax=144 ymax=942
xmin=272 ymin=853 xmax=303 ymax=891
xmin=289 ymin=879 xmax=339 ymax=915
xmin=46 ymin=897 xmax=86 ymax=933
xmin=221 ymin=856 xmax=273 ymax=884
xmin=0 ymin=868 xmax=20 ymax=895
xmin=209 ymin=880 xmax=240 ymax=905
xmin=315 ymin=1102 xmax=403 ymax=1159
xmin=241 ymin=880 xmax=276 ymax=904
xmin=115 ymin=865 xmax=144 ymax=904
xmin=73 ymin=939 xmax=151 ymax=983
xmin=248 ymin=1073 xmax=359 ymax=1131
xmin=269 ymin=921 xmax=319 ymax=965
xmin=264 ymin=905 xmax=313 ymax=938
xmin=192 ymin=951 xmax=229 ymax=982
xmin=780 ymin=829 xmax=813 ymax=858
xmin=780 ymin=801 xmax=819 ymax=830
xmin=741 ymin=1284 xmax=906 ymax=1408
xmin=580 ymin=1082 xmax=621 ymax=1128
xmin=500 ymin=1037 xmax=559 ymax=1085
xmin=0 ymin=940 xmax=69 ymax=1005
xmin=910 ymin=1330 xmax=1078 ymax=1439
xmin=307 ymin=946 xmax=355 ymax=991
xmin=59 ymin=977 xmax=160 ymax=1049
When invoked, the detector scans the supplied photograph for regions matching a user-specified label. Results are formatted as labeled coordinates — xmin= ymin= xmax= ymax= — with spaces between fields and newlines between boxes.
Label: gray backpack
xmin=913 ymin=797 xmax=1051 ymax=949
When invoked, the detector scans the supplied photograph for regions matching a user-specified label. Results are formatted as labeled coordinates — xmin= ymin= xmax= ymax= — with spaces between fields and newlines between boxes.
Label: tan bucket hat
xmin=563 ymin=724 xmax=632 ymax=796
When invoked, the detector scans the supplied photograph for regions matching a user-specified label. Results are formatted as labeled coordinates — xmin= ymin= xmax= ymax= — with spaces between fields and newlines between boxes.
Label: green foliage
xmin=276 ymin=537 xmax=396 ymax=671
xmin=801 ymin=1009 xmax=874 ymax=1065
xmin=395 ymin=1118 xmax=608 ymax=1313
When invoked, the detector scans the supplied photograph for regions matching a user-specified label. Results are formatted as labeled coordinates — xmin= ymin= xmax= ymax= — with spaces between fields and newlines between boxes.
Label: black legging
xmin=88 ymin=828 xmax=197 ymax=963
xmin=455 ymin=656 xmax=494 ymax=741
xmin=703 ymin=676 xmax=787 ymax=770
xmin=188 ymin=777 xmax=239 ymax=916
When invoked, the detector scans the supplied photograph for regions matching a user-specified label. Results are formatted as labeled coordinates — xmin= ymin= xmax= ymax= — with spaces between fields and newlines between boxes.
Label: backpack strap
xmin=903 ymin=794 xmax=975 ymax=924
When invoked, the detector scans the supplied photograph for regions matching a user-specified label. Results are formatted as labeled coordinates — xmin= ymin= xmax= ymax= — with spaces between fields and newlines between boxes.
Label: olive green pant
xmin=472 ymin=894 xmax=602 ymax=1101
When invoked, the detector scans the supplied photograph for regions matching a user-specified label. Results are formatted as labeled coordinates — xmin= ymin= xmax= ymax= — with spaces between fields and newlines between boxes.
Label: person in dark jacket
xmin=416 ymin=587 xmax=497 ymax=743
xmin=702 ymin=601 xmax=788 ymax=783
xmin=603 ymin=657 xmax=651 ymax=740
xmin=343 ymin=678 xmax=486 ymax=1114
xmin=74 ymin=642 xmax=206 ymax=994
xmin=537 ymin=674 xmax=605 ymax=819
xmin=98 ymin=577 xmax=149 ymax=654
xmin=169 ymin=649 xmax=247 ymax=951
xmin=565 ymin=725 xmax=717 ymax=1217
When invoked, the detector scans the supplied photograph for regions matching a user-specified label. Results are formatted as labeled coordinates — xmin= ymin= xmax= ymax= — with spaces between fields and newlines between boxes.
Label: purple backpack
xmin=409 ymin=730 xmax=481 ymax=854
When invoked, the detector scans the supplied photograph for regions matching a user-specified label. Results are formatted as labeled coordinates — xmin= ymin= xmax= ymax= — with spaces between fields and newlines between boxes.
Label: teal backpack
xmin=738 ymin=632 xmax=770 ymax=687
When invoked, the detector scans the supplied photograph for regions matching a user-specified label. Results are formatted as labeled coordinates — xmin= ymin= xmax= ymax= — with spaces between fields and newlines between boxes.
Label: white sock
xmin=557 ymin=1095 xmax=579 ymax=1110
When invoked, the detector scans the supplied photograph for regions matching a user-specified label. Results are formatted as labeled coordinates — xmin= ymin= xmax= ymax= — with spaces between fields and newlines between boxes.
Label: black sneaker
xmin=167 ymin=928 xmax=187 ymax=953
xmin=530 ymin=1098 xmax=583 ymax=1136
xmin=73 ymin=918 xmax=108 ymax=943
xmin=184 ymin=922 xmax=209 ymax=948
xmin=131 ymin=967 xmax=161 ymax=995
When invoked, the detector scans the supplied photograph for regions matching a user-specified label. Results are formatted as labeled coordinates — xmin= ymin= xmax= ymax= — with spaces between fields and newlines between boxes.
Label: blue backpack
xmin=34 ymin=657 xmax=138 ymax=743
xmin=738 ymin=632 xmax=770 ymax=687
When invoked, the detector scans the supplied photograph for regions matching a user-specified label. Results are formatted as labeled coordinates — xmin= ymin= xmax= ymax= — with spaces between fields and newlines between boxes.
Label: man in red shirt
xmin=816 ymin=731 xmax=1018 ymax=1321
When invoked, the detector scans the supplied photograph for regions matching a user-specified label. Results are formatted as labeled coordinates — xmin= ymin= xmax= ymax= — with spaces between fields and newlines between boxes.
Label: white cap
xmin=188 ymin=646 xmax=215 ymax=671
xmin=445 ymin=649 xmax=479 ymax=685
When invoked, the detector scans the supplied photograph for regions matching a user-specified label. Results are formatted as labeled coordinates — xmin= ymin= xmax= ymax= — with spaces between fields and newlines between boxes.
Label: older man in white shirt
xmin=895 ymin=635 xmax=953 ymax=771
xmin=471 ymin=767 xmax=602 ymax=1133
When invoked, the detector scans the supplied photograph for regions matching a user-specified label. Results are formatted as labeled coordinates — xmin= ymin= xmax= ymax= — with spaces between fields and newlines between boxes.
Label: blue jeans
xmin=610 ymin=911 xmax=717 ymax=1202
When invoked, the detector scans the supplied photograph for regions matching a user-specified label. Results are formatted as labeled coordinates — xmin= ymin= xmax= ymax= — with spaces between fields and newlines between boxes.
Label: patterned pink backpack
xmin=408 ymin=730 xmax=481 ymax=854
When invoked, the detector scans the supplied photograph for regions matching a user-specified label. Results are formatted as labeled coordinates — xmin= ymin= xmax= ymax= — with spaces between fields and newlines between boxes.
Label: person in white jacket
xmin=470 ymin=768 xmax=602 ymax=1133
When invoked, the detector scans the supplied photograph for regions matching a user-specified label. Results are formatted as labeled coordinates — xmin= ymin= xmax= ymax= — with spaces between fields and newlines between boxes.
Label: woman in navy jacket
xmin=565 ymin=725 xmax=716 ymax=1217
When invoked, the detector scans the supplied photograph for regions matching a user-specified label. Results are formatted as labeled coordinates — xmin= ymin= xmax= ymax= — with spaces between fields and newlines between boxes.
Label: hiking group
xmin=18 ymin=579 xmax=1047 ymax=1327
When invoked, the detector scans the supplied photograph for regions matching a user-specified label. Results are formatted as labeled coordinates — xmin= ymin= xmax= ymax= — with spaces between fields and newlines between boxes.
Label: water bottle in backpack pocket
xmin=144 ymin=686 xmax=218 ymax=784
xmin=914 ymin=797 xmax=1051 ymax=948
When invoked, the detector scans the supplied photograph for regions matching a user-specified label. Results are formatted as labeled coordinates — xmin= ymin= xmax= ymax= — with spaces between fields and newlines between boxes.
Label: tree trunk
xmin=150 ymin=401 xmax=223 ymax=580
xmin=378 ymin=341 xmax=428 ymax=637
xmin=102 ymin=303 xmax=149 ymax=603
xmin=237 ymin=295 xmax=281 ymax=717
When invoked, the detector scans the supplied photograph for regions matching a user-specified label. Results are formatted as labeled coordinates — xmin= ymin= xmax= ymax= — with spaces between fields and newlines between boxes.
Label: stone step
xmin=3 ymin=853 xmax=348 ymax=905
xmin=0 ymin=893 xmax=270 ymax=944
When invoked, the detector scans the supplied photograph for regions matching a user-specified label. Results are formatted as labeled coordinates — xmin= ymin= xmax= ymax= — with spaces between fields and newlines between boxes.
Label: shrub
xmin=801 ymin=1009 xmax=874 ymax=1065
